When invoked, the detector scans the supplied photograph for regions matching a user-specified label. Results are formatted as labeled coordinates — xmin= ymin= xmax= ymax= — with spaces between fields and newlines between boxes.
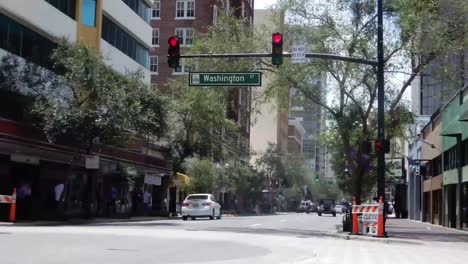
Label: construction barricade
xmin=351 ymin=196 xmax=385 ymax=237
xmin=0 ymin=189 xmax=16 ymax=222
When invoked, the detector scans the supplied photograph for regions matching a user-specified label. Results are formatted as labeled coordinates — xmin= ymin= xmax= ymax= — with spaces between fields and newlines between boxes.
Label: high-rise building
xmin=289 ymin=80 xmax=326 ymax=178
xmin=0 ymin=0 xmax=171 ymax=220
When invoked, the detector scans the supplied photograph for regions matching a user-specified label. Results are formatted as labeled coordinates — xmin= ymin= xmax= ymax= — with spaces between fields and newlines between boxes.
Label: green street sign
xmin=189 ymin=72 xmax=262 ymax=86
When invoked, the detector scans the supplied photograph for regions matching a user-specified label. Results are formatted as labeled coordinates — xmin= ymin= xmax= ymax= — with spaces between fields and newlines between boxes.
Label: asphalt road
xmin=0 ymin=213 xmax=467 ymax=264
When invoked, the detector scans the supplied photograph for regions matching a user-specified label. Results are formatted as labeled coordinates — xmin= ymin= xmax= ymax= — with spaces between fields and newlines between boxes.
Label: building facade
xmin=421 ymin=112 xmax=443 ymax=225
xmin=0 ymin=0 xmax=171 ymax=221
xmin=287 ymin=118 xmax=305 ymax=154
xmin=150 ymin=0 xmax=253 ymax=161
xmin=250 ymin=9 xmax=289 ymax=164
xmin=289 ymin=83 xmax=325 ymax=178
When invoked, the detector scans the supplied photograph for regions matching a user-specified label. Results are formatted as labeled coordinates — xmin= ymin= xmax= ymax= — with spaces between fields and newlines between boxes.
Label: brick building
xmin=149 ymin=0 xmax=254 ymax=162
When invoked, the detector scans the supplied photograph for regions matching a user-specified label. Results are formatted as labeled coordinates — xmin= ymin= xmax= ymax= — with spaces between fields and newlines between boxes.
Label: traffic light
xmin=374 ymin=139 xmax=391 ymax=154
xmin=271 ymin=32 xmax=283 ymax=66
xmin=315 ymin=175 xmax=319 ymax=182
xmin=374 ymin=139 xmax=383 ymax=154
xmin=167 ymin=36 xmax=180 ymax=69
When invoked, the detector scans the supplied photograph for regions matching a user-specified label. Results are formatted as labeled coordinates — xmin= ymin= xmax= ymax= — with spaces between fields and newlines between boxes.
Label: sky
xmin=255 ymin=0 xmax=277 ymax=9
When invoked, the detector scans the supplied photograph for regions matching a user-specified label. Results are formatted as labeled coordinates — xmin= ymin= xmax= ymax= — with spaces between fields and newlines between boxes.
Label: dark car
xmin=317 ymin=199 xmax=336 ymax=217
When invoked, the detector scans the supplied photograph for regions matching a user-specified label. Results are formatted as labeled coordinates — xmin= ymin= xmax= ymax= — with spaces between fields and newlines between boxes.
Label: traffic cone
xmin=9 ymin=188 xmax=16 ymax=222
xmin=351 ymin=197 xmax=359 ymax=235
xmin=377 ymin=196 xmax=385 ymax=237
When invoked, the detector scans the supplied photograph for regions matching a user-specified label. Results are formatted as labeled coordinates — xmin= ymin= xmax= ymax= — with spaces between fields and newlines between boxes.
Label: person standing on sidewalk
xmin=143 ymin=189 xmax=152 ymax=216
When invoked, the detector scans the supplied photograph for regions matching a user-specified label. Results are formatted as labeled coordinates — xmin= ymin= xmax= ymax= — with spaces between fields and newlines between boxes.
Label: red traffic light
xmin=272 ymin=33 xmax=283 ymax=44
xmin=169 ymin=36 xmax=179 ymax=47
xmin=375 ymin=140 xmax=383 ymax=153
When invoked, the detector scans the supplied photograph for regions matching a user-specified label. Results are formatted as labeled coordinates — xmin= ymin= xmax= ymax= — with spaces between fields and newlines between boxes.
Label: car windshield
xmin=187 ymin=195 xmax=208 ymax=200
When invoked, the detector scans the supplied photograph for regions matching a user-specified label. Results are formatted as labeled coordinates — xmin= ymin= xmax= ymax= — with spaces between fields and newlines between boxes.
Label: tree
xmin=0 ymin=41 xmax=168 ymax=216
xmin=30 ymin=40 xmax=168 ymax=152
xmin=255 ymin=143 xmax=286 ymax=190
xmin=186 ymin=159 xmax=217 ymax=193
xmin=266 ymin=0 xmax=467 ymax=202
xmin=167 ymin=12 xmax=263 ymax=173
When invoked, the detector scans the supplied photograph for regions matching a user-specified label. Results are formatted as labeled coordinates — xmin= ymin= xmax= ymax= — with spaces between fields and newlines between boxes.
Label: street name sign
xmin=291 ymin=45 xmax=307 ymax=64
xmin=189 ymin=72 xmax=262 ymax=86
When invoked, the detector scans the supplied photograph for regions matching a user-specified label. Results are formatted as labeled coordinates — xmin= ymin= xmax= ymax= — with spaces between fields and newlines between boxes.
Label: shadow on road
xmin=193 ymin=227 xmax=337 ymax=239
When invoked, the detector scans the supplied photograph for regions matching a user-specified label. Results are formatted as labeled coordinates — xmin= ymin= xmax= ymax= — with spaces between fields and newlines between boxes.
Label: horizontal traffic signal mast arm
xmin=179 ymin=53 xmax=378 ymax=66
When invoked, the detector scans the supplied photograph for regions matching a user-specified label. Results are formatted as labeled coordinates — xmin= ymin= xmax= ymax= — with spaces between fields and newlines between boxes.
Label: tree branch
xmin=389 ymin=54 xmax=436 ymax=111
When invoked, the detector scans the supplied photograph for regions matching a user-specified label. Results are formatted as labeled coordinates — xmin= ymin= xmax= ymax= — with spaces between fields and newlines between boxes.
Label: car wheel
xmin=191 ymin=217 xmax=196 ymax=220
xmin=318 ymin=213 xmax=322 ymax=216
xmin=210 ymin=209 xmax=215 ymax=220
xmin=216 ymin=210 xmax=222 ymax=220
xmin=182 ymin=216 xmax=188 ymax=221
xmin=333 ymin=213 xmax=336 ymax=217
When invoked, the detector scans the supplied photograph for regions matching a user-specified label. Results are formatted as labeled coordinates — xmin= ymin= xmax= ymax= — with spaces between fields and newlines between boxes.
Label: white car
xmin=335 ymin=205 xmax=343 ymax=214
xmin=181 ymin=194 xmax=221 ymax=221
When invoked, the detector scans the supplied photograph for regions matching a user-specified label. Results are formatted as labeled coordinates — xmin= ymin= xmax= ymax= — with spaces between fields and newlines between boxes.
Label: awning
xmin=440 ymin=122 xmax=462 ymax=137
xmin=170 ymin=172 xmax=190 ymax=188
xmin=459 ymin=101 xmax=468 ymax=121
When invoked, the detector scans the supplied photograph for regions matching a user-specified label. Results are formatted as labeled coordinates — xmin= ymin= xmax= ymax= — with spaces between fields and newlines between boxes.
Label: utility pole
xmin=376 ymin=0 xmax=386 ymax=235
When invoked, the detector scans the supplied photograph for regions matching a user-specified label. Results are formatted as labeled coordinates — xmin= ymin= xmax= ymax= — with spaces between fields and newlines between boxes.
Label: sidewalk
xmin=386 ymin=218 xmax=468 ymax=243
xmin=0 ymin=216 xmax=178 ymax=227
xmin=334 ymin=217 xmax=468 ymax=244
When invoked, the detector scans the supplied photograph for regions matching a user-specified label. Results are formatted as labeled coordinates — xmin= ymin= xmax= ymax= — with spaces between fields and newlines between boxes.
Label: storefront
xmin=167 ymin=173 xmax=190 ymax=216
xmin=0 ymin=119 xmax=172 ymax=221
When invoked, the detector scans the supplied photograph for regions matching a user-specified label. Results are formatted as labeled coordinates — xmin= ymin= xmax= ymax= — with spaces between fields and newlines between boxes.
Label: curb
xmin=331 ymin=231 xmax=426 ymax=245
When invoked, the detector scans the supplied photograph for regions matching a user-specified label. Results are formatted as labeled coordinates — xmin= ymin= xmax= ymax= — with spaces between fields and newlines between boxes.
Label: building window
xmin=102 ymin=16 xmax=149 ymax=68
xmin=122 ymin=0 xmax=152 ymax=23
xmin=176 ymin=0 xmax=195 ymax=19
xmin=174 ymin=59 xmax=196 ymax=74
xmin=175 ymin=28 xmax=194 ymax=47
xmin=152 ymin=0 xmax=160 ymax=19
xmin=0 ymin=14 xmax=57 ymax=69
xmin=213 ymin=6 xmax=218 ymax=24
xmin=45 ymin=0 xmax=76 ymax=19
xmin=152 ymin=28 xmax=160 ymax=46
xmin=150 ymin=56 xmax=158 ymax=73
xmin=81 ymin=0 xmax=96 ymax=27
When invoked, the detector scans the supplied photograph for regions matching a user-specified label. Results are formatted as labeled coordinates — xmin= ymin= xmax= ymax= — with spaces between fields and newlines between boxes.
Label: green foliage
xmin=255 ymin=143 xmax=286 ymax=188
xmin=186 ymin=159 xmax=217 ymax=193
xmin=2 ymin=40 xmax=168 ymax=152
xmin=268 ymin=0 xmax=466 ymax=202
xmin=168 ymin=12 xmax=262 ymax=172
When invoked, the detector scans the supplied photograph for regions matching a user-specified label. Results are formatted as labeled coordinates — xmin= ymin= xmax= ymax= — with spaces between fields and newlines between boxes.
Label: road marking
xmin=250 ymin=224 xmax=263 ymax=227
xmin=280 ymin=219 xmax=287 ymax=222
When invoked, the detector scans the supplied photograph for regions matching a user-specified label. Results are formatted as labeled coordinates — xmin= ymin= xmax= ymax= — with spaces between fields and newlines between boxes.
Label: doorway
xmin=448 ymin=184 xmax=457 ymax=228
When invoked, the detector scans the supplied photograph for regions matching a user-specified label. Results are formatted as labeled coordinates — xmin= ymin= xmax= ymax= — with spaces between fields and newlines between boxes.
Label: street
xmin=1 ymin=213 xmax=467 ymax=264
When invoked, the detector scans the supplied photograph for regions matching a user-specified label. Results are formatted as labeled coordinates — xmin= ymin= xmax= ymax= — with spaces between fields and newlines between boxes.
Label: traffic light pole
xmin=376 ymin=0 xmax=386 ymax=236
xmin=179 ymin=53 xmax=378 ymax=66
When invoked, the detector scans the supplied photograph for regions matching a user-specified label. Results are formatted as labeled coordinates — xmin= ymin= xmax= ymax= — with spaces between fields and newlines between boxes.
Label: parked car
xmin=317 ymin=199 xmax=336 ymax=217
xmin=335 ymin=205 xmax=343 ymax=214
xmin=181 ymin=194 xmax=221 ymax=221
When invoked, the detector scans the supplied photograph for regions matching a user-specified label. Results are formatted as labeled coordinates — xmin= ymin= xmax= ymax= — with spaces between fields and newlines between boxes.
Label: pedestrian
xmin=143 ymin=189 xmax=152 ymax=216
xmin=54 ymin=182 xmax=65 ymax=220
xmin=17 ymin=182 xmax=32 ymax=220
